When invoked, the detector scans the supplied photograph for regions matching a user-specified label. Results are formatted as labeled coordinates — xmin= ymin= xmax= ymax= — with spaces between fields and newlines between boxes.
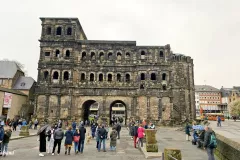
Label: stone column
xmin=147 ymin=96 xmax=150 ymax=118
xmin=158 ymin=98 xmax=162 ymax=120
xmin=45 ymin=95 xmax=50 ymax=121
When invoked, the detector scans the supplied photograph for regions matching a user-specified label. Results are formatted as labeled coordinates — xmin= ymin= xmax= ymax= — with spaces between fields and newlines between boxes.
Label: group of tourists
xmin=186 ymin=122 xmax=217 ymax=160
xmin=0 ymin=120 xmax=12 ymax=157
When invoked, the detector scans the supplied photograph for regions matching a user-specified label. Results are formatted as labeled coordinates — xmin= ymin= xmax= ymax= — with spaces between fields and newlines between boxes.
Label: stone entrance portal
xmin=82 ymin=100 xmax=97 ymax=122
xmin=110 ymin=100 xmax=127 ymax=125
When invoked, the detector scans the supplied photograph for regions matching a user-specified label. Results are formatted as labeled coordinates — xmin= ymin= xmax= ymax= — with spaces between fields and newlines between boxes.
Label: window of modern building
xmin=55 ymin=50 xmax=60 ymax=57
xmin=63 ymin=71 xmax=69 ymax=80
xmin=46 ymin=27 xmax=51 ymax=35
xmin=45 ymin=52 xmax=50 ymax=56
xmin=141 ymin=51 xmax=145 ymax=59
xmin=151 ymin=73 xmax=156 ymax=80
xmin=108 ymin=74 xmax=112 ymax=82
xmin=141 ymin=73 xmax=145 ymax=80
xmin=162 ymin=73 xmax=166 ymax=80
xmin=67 ymin=27 xmax=72 ymax=35
xmin=160 ymin=51 xmax=164 ymax=57
xmin=82 ymin=52 xmax=86 ymax=59
xmin=66 ymin=50 xmax=70 ymax=57
xmin=126 ymin=74 xmax=130 ymax=82
xmin=90 ymin=73 xmax=94 ymax=81
xmin=44 ymin=71 xmax=49 ymax=80
xmin=53 ymin=71 xmax=59 ymax=79
xmin=56 ymin=27 xmax=62 ymax=35
xmin=99 ymin=74 xmax=103 ymax=81
xmin=117 ymin=74 xmax=121 ymax=82
xmin=81 ymin=73 xmax=85 ymax=81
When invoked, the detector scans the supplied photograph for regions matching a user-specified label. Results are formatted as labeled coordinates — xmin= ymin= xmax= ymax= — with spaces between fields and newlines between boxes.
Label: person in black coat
xmin=39 ymin=129 xmax=47 ymax=157
xmin=78 ymin=124 xmax=86 ymax=153
xmin=115 ymin=123 xmax=121 ymax=139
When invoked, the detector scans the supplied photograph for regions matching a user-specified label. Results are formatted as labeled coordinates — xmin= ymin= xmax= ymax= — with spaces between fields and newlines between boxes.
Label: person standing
xmin=58 ymin=120 xmax=62 ymax=128
xmin=110 ymin=127 xmax=118 ymax=151
xmin=115 ymin=123 xmax=121 ymax=139
xmin=91 ymin=123 xmax=97 ymax=138
xmin=137 ymin=124 xmax=145 ymax=147
xmin=203 ymin=126 xmax=216 ymax=160
xmin=78 ymin=124 xmax=86 ymax=154
xmin=64 ymin=126 xmax=73 ymax=155
xmin=185 ymin=123 xmax=191 ymax=141
xmin=73 ymin=129 xmax=80 ymax=154
xmin=72 ymin=120 xmax=77 ymax=133
xmin=2 ymin=126 xmax=12 ymax=157
xmin=98 ymin=125 xmax=107 ymax=152
xmin=47 ymin=126 xmax=55 ymax=154
xmin=52 ymin=126 xmax=64 ymax=155
xmin=0 ymin=125 xmax=5 ymax=156
xmin=38 ymin=128 xmax=47 ymax=157
xmin=95 ymin=125 xmax=100 ymax=149
xmin=217 ymin=116 xmax=221 ymax=127
xmin=133 ymin=123 xmax=139 ymax=148
xmin=34 ymin=119 xmax=38 ymax=130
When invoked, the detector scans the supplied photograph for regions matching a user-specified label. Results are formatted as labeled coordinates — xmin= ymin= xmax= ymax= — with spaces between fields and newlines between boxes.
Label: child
xmin=64 ymin=126 xmax=73 ymax=155
xmin=2 ymin=126 xmax=12 ymax=157
xmin=110 ymin=127 xmax=118 ymax=151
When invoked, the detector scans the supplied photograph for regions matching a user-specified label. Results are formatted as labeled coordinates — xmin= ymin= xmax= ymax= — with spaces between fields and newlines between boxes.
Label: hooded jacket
xmin=203 ymin=129 xmax=213 ymax=148
xmin=54 ymin=128 xmax=64 ymax=140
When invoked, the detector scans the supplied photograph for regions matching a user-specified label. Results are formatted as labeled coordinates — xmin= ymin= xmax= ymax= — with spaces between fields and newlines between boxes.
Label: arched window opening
xmin=117 ymin=74 xmax=121 ymax=82
xmin=46 ymin=27 xmax=51 ymax=35
xmin=81 ymin=73 xmax=85 ymax=81
xmin=44 ymin=71 xmax=49 ymax=80
xmin=108 ymin=74 xmax=112 ymax=82
xmin=56 ymin=27 xmax=62 ymax=35
xmin=90 ymin=73 xmax=94 ymax=81
xmin=99 ymin=74 xmax=103 ymax=81
xmin=108 ymin=52 xmax=113 ymax=60
xmin=117 ymin=52 xmax=122 ymax=61
xmin=55 ymin=50 xmax=60 ymax=57
xmin=160 ymin=51 xmax=164 ymax=57
xmin=66 ymin=50 xmax=70 ymax=57
xmin=151 ymin=73 xmax=156 ymax=80
xmin=126 ymin=52 xmax=130 ymax=58
xmin=163 ymin=85 xmax=167 ymax=90
xmin=140 ymin=84 xmax=144 ymax=89
xmin=67 ymin=27 xmax=72 ymax=35
xmin=126 ymin=74 xmax=130 ymax=82
xmin=99 ymin=52 xmax=104 ymax=60
xmin=162 ymin=73 xmax=166 ymax=80
xmin=82 ymin=52 xmax=86 ymax=60
xmin=53 ymin=71 xmax=59 ymax=80
xmin=63 ymin=71 xmax=69 ymax=80
xmin=141 ymin=51 xmax=145 ymax=59
xmin=91 ymin=52 xmax=95 ymax=60
xmin=141 ymin=73 xmax=145 ymax=80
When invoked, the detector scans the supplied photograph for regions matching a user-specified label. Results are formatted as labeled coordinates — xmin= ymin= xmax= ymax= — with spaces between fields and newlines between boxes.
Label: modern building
xmin=35 ymin=17 xmax=195 ymax=124
xmin=0 ymin=61 xmax=36 ymax=120
xmin=195 ymin=85 xmax=222 ymax=114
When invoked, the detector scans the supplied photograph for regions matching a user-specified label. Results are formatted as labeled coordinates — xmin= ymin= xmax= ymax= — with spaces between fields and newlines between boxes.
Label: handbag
xmin=73 ymin=136 xmax=80 ymax=142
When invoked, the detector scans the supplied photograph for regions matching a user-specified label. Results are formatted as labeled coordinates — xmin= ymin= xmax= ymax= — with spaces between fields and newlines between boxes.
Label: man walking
xmin=116 ymin=123 xmax=121 ymax=139
xmin=52 ymin=126 xmax=64 ymax=155
xmin=203 ymin=126 xmax=216 ymax=160
xmin=217 ymin=116 xmax=221 ymax=127
xmin=98 ymin=125 xmax=107 ymax=152
xmin=78 ymin=124 xmax=86 ymax=154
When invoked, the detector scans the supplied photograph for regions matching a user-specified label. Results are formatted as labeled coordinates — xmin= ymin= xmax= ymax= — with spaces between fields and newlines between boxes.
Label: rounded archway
xmin=82 ymin=100 xmax=99 ymax=122
xmin=110 ymin=100 xmax=127 ymax=125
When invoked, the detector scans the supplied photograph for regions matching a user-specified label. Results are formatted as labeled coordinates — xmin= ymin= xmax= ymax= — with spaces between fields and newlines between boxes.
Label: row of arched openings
xmin=81 ymin=52 xmax=130 ymax=60
xmin=141 ymin=51 xmax=164 ymax=59
xmin=80 ymin=73 xmax=131 ymax=82
xmin=43 ymin=71 xmax=70 ymax=81
xmin=55 ymin=50 xmax=70 ymax=58
xmin=140 ymin=73 xmax=166 ymax=80
xmin=46 ymin=26 xmax=72 ymax=36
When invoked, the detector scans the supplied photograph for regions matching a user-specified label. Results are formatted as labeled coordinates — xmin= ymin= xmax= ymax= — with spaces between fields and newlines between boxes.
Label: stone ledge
xmin=10 ymin=134 xmax=37 ymax=141
xmin=140 ymin=143 xmax=162 ymax=159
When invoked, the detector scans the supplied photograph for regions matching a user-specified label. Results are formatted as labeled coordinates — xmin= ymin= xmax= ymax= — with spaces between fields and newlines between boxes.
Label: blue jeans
xmin=74 ymin=142 xmax=79 ymax=152
xmin=98 ymin=139 xmax=106 ymax=151
xmin=79 ymin=140 xmax=84 ymax=153
xmin=207 ymin=148 xmax=215 ymax=160
xmin=2 ymin=143 xmax=8 ymax=154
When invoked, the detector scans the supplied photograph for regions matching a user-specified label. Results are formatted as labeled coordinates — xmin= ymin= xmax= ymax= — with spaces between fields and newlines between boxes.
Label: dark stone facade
xmin=35 ymin=17 xmax=195 ymax=124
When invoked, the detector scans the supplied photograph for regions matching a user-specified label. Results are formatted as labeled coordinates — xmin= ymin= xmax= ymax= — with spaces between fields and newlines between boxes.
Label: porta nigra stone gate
xmin=35 ymin=17 xmax=195 ymax=125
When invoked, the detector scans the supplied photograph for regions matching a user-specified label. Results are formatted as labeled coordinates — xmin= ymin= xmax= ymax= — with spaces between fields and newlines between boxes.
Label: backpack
xmin=208 ymin=133 xmax=217 ymax=148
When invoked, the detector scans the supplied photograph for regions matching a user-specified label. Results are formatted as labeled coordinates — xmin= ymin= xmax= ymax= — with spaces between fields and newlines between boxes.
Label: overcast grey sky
xmin=0 ymin=0 xmax=239 ymax=88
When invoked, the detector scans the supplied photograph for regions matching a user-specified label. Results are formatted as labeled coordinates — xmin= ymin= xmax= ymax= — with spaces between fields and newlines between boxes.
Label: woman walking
xmin=110 ymin=127 xmax=118 ymax=151
xmin=73 ymin=129 xmax=80 ymax=154
xmin=64 ymin=126 xmax=73 ymax=155
xmin=137 ymin=124 xmax=145 ymax=147
xmin=47 ymin=125 xmax=55 ymax=154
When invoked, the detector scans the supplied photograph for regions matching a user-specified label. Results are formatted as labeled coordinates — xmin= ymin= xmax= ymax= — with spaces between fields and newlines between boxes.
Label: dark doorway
xmin=110 ymin=100 xmax=127 ymax=125
xmin=82 ymin=100 xmax=96 ymax=122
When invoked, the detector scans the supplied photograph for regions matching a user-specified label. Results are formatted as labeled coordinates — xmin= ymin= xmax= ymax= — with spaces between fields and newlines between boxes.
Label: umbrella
xmin=37 ymin=124 xmax=51 ymax=135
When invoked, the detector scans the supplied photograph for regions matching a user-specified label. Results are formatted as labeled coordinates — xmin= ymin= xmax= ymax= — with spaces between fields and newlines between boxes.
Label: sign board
xmin=90 ymin=103 xmax=99 ymax=111
xmin=3 ymin=92 xmax=12 ymax=108
xmin=112 ymin=107 xmax=125 ymax=111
